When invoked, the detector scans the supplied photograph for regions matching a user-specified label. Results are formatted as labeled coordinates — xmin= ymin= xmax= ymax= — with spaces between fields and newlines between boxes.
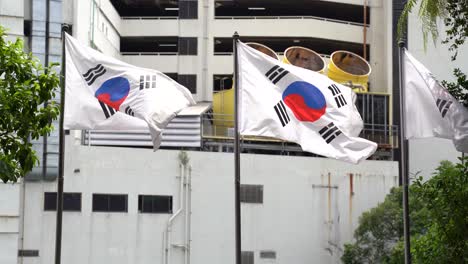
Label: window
xmin=178 ymin=74 xmax=197 ymax=94
xmin=241 ymin=251 xmax=254 ymax=264
xmin=18 ymin=249 xmax=39 ymax=257
xmin=260 ymin=250 xmax=276 ymax=259
xmin=240 ymin=185 xmax=263 ymax=204
xmin=44 ymin=192 xmax=81 ymax=211
xmin=92 ymin=194 xmax=128 ymax=212
xmin=179 ymin=0 xmax=198 ymax=19
xmin=213 ymin=75 xmax=233 ymax=92
xmin=138 ymin=195 xmax=173 ymax=213
xmin=178 ymin=37 xmax=198 ymax=55
xmin=24 ymin=20 xmax=32 ymax=37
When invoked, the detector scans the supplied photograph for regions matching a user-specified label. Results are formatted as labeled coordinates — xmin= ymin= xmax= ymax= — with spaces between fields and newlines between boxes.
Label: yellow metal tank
xmin=327 ymin=50 xmax=371 ymax=92
xmin=283 ymin=46 xmax=326 ymax=73
xmin=212 ymin=43 xmax=278 ymax=132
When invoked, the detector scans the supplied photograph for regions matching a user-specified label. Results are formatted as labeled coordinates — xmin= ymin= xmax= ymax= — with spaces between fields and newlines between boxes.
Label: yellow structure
xmin=327 ymin=50 xmax=371 ymax=92
xmin=212 ymin=43 xmax=278 ymax=132
xmin=283 ymin=46 xmax=326 ymax=73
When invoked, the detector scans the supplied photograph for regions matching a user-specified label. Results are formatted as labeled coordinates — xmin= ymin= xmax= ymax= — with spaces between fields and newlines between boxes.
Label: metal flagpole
xmin=55 ymin=23 xmax=71 ymax=264
xmin=232 ymin=32 xmax=242 ymax=264
xmin=398 ymin=40 xmax=412 ymax=264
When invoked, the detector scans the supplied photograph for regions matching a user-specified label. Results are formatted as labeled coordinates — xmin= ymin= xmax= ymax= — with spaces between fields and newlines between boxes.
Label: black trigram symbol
xmin=140 ymin=75 xmax=157 ymax=90
xmin=436 ymin=98 xmax=452 ymax=118
xmin=83 ymin=64 xmax=106 ymax=86
xmin=98 ymin=101 xmax=116 ymax=119
xmin=319 ymin=122 xmax=342 ymax=144
xmin=274 ymin=100 xmax=290 ymax=127
xmin=265 ymin=65 xmax=289 ymax=84
xmin=125 ymin=106 xmax=135 ymax=117
xmin=328 ymin=84 xmax=347 ymax=108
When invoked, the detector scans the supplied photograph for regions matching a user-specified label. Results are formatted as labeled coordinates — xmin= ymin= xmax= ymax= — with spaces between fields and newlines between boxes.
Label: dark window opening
xmin=240 ymin=184 xmax=263 ymax=204
xmin=215 ymin=0 xmax=370 ymax=24
xmin=44 ymin=192 xmax=82 ymax=211
xmin=178 ymin=37 xmax=198 ymax=55
xmin=260 ymin=250 xmax=276 ymax=259
xmin=178 ymin=74 xmax=197 ymax=94
xmin=214 ymin=37 xmax=370 ymax=60
xmin=164 ymin=72 xmax=178 ymax=81
xmin=213 ymin=75 xmax=233 ymax=92
xmin=23 ymin=20 xmax=32 ymax=37
xmin=241 ymin=251 xmax=254 ymax=264
xmin=110 ymin=0 xmax=179 ymax=17
xmin=92 ymin=194 xmax=128 ymax=212
xmin=179 ymin=0 xmax=198 ymax=19
xmin=138 ymin=195 xmax=173 ymax=213
xmin=18 ymin=250 xmax=39 ymax=257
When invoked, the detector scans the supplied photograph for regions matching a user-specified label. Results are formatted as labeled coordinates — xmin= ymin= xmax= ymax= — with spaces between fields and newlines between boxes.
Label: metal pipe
xmin=398 ymin=41 xmax=411 ymax=264
xmin=187 ymin=165 xmax=192 ymax=264
xmin=201 ymin=0 xmax=209 ymax=101
xmin=165 ymin=163 xmax=185 ymax=264
xmin=42 ymin=0 xmax=50 ymax=180
xmin=184 ymin=165 xmax=190 ymax=264
xmin=363 ymin=0 xmax=367 ymax=61
xmin=18 ymin=179 xmax=26 ymax=264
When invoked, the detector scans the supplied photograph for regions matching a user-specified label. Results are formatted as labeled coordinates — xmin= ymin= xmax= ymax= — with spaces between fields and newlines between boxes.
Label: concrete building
xmin=0 ymin=0 xmax=466 ymax=263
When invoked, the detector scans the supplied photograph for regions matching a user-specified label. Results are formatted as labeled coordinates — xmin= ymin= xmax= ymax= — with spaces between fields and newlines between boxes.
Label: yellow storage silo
xmin=212 ymin=43 xmax=278 ymax=134
xmin=283 ymin=46 xmax=326 ymax=73
xmin=327 ymin=50 xmax=371 ymax=92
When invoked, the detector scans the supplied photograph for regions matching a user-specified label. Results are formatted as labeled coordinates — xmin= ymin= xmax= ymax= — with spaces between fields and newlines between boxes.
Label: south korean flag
xmin=237 ymin=41 xmax=377 ymax=164
xmin=64 ymin=33 xmax=196 ymax=148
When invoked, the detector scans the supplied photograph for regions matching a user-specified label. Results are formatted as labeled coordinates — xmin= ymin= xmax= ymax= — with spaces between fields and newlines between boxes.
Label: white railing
xmin=121 ymin=16 xmax=179 ymax=20
xmin=215 ymin=15 xmax=369 ymax=27
xmin=121 ymin=52 xmax=179 ymax=56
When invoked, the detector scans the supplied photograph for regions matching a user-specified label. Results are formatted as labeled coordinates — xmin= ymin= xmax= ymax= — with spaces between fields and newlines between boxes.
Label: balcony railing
xmin=201 ymin=113 xmax=397 ymax=146
xmin=215 ymin=15 xmax=369 ymax=27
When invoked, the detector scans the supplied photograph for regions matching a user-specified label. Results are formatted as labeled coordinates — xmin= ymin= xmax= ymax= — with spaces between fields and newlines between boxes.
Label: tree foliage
xmin=442 ymin=68 xmax=468 ymax=107
xmin=411 ymin=158 xmax=468 ymax=263
xmin=398 ymin=0 xmax=467 ymax=108
xmin=0 ymin=26 xmax=60 ymax=182
xmin=342 ymin=157 xmax=468 ymax=263
xmin=398 ymin=0 xmax=467 ymax=60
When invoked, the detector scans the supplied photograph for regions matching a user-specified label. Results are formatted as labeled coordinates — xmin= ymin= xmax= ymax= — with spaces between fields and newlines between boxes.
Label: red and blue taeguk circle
xmin=94 ymin=77 xmax=130 ymax=110
xmin=282 ymin=81 xmax=326 ymax=122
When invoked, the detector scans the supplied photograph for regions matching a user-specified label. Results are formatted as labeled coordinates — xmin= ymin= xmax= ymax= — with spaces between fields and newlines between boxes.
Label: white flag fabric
xmin=64 ymin=33 xmax=196 ymax=148
xmin=237 ymin=41 xmax=377 ymax=164
xmin=403 ymin=49 xmax=468 ymax=152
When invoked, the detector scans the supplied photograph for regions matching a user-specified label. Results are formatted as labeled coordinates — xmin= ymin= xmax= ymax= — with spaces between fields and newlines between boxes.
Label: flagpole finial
xmin=233 ymin=32 xmax=239 ymax=39
xmin=398 ymin=40 xmax=405 ymax=48
xmin=61 ymin=23 xmax=71 ymax=34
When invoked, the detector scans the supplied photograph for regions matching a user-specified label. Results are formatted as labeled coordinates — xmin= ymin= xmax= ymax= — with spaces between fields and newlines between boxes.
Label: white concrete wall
xmin=20 ymin=137 xmax=398 ymax=264
xmin=0 ymin=0 xmax=25 ymax=40
xmin=407 ymin=10 xmax=468 ymax=177
xmin=0 ymin=183 xmax=20 ymax=264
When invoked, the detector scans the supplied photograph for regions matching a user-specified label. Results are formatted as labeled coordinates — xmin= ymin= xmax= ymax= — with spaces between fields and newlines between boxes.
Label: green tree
xmin=411 ymin=158 xmax=468 ymax=263
xmin=341 ymin=186 xmax=428 ymax=264
xmin=398 ymin=0 xmax=467 ymax=59
xmin=341 ymin=158 xmax=468 ymax=263
xmin=0 ymin=26 xmax=60 ymax=183
xmin=398 ymin=0 xmax=467 ymax=107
